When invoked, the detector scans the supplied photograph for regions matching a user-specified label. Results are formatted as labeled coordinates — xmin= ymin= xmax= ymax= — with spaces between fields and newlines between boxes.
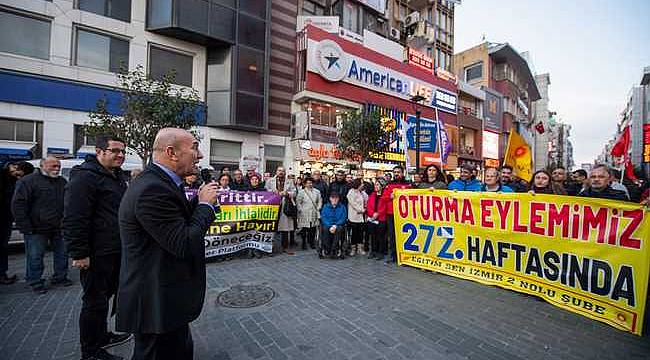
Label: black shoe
xmin=51 ymin=278 xmax=73 ymax=287
xmin=0 ymin=274 xmax=17 ymax=285
xmin=84 ymin=349 xmax=124 ymax=360
xmin=101 ymin=332 xmax=133 ymax=349
xmin=32 ymin=284 xmax=47 ymax=294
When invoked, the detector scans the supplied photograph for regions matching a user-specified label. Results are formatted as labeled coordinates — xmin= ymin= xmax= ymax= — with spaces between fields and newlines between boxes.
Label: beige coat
xmin=265 ymin=176 xmax=296 ymax=232
xmin=296 ymin=187 xmax=322 ymax=228
xmin=347 ymin=188 xmax=368 ymax=223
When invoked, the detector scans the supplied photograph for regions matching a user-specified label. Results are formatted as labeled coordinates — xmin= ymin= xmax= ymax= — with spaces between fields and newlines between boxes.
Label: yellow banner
xmin=394 ymin=189 xmax=650 ymax=335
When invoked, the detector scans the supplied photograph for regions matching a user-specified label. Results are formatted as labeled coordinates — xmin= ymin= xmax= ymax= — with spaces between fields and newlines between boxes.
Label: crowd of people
xmin=0 ymin=128 xmax=650 ymax=359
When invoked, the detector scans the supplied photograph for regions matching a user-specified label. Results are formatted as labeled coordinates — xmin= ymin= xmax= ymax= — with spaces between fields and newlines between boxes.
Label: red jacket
xmin=366 ymin=191 xmax=389 ymax=222
xmin=381 ymin=180 xmax=411 ymax=215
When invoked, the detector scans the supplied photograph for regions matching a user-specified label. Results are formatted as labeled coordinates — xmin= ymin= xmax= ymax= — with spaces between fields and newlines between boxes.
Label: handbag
xmin=283 ymin=196 xmax=298 ymax=218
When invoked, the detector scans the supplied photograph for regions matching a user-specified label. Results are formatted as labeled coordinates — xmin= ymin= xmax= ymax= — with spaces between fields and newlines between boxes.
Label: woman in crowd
xmin=217 ymin=173 xmax=231 ymax=191
xmin=528 ymin=170 xmax=567 ymax=195
xmin=366 ymin=179 xmax=388 ymax=260
xmin=296 ymin=177 xmax=322 ymax=251
xmin=347 ymin=179 xmax=368 ymax=256
xmin=481 ymin=167 xmax=513 ymax=192
xmin=418 ymin=164 xmax=447 ymax=189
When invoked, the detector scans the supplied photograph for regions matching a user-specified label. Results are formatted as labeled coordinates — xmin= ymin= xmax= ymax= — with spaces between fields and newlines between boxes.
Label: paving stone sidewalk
xmin=1 ymin=249 xmax=649 ymax=360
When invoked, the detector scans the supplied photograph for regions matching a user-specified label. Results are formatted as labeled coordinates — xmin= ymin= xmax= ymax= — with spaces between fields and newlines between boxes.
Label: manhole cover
xmin=217 ymin=284 xmax=275 ymax=308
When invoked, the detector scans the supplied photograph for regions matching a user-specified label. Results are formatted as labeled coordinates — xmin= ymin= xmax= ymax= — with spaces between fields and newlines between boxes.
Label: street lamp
xmin=410 ymin=94 xmax=426 ymax=173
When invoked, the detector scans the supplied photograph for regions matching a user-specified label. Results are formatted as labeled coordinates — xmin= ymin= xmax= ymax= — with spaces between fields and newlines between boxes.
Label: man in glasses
xmin=63 ymin=134 xmax=130 ymax=360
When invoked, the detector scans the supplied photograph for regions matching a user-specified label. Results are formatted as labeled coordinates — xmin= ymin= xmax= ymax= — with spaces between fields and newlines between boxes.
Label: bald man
xmin=117 ymin=128 xmax=219 ymax=360
xmin=12 ymin=156 xmax=70 ymax=294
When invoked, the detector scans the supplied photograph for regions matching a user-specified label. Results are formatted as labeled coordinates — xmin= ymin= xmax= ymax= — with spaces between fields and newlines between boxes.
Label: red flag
xmin=625 ymin=159 xmax=638 ymax=181
xmin=610 ymin=126 xmax=630 ymax=157
xmin=534 ymin=121 xmax=545 ymax=134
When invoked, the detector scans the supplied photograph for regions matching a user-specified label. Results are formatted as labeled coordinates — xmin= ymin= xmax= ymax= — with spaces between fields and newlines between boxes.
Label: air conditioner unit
xmin=389 ymin=27 xmax=401 ymax=40
xmin=290 ymin=111 xmax=310 ymax=140
xmin=403 ymin=11 xmax=420 ymax=27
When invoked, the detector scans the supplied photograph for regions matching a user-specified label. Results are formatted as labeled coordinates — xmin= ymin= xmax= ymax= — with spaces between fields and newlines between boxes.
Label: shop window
xmin=210 ymin=139 xmax=241 ymax=168
xmin=75 ymin=27 xmax=129 ymax=73
xmin=237 ymin=46 xmax=264 ymax=94
xmin=73 ymin=125 xmax=97 ymax=155
xmin=459 ymin=128 xmax=476 ymax=156
xmin=78 ymin=0 xmax=132 ymax=22
xmin=0 ymin=9 xmax=50 ymax=60
xmin=464 ymin=62 xmax=483 ymax=82
xmin=149 ymin=45 xmax=193 ymax=87
xmin=264 ymin=144 xmax=284 ymax=174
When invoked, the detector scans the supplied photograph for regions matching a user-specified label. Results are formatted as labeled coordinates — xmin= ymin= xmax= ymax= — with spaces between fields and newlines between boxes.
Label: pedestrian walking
xmin=347 ymin=179 xmax=368 ymax=256
xmin=366 ymin=179 xmax=388 ymax=260
xmin=265 ymin=167 xmax=297 ymax=253
xmin=381 ymin=166 xmax=411 ymax=263
xmin=117 ymin=128 xmax=219 ymax=360
xmin=481 ymin=167 xmax=513 ymax=192
xmin=296 ymin=177 xmax=322 ymax=250
xmin=579 ymin=165 xmax=629 ymax=201
xmin=448 ymin=164 xmax=482 ymax=191
xmin=63 ymin=135 xmax=131 ymax=360
xmin=319 ymin=192 xmax=347 ymax=259
xmin=418 ymin=164 xmax=447 ymax=189
xmin=1 ymin=161 xmax=33 ymax=284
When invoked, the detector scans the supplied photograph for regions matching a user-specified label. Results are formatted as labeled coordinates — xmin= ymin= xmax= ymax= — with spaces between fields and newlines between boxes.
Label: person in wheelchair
xmin=319 ymin=191 xmax=347 ymax=259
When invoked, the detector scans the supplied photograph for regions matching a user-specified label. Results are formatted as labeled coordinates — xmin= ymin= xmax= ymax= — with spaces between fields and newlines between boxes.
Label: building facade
xmin=0 ymin=0 xmax=299 ymax=173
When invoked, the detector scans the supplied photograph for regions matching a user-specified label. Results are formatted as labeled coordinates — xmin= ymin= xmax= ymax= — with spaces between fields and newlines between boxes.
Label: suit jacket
xmin=116 ymin=164 xmax=216 ymax=334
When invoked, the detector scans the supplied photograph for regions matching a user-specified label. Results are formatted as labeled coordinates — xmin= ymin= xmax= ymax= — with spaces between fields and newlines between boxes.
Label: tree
xmin=85 ymin=65 xmax=202 ymax=168
xmin=337 ymin=109 xmax=386 ymax=167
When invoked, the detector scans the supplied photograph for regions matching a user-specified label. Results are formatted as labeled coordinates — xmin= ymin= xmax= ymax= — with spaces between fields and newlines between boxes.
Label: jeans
xmin=79 ymin=254 xmax=121 ymax=358
xmin=24 ymin=232 xmax=68 ymax=286
xmin=1 ymin=221 xmax=11 ymax=276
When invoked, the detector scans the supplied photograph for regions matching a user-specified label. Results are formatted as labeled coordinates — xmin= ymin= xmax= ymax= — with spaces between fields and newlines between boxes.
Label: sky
xmin=453 ymin=0 xmax=650 ymax=166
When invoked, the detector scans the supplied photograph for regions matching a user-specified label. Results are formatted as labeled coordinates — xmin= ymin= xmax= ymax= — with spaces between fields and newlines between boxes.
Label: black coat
xmin=328 ymin=180 xmax=350 ymax=205
xmin=312 ymin=179 xmax=328 ymax=205
xmin=116 ymin=164 xmax=216 ymax=334
xmin=579 ymin=186 xmax=629 ymax=202
xmin=11 ymin=172 xmax=67 ymax=234
xmin=63 ymin=156 xmax=128 ymax=260
xmin=0 ymin=169 xmax=17 ymax=226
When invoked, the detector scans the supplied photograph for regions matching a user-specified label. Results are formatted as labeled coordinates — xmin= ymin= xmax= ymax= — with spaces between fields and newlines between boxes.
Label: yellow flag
xmin=504 ymin=130 xmax=533 ymax=182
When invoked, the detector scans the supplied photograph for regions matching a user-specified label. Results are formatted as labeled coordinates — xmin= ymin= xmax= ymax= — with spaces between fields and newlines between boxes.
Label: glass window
xmin=147 ymin=0 xmax=172 ymax=28
xmin=0 ymin=119 xmax=36 ymax=142
xmin=302 ymin=0 xmax=325 ymax=15
xmin=210 ymin=139 xmax=241 ymax=164
xmin=238 ymin=13 xmax=266 ymax=50
xmin=465 ymin=62 xmax=483 ymax=82
xmin=78 ymin=0 xmax=132 ymax=22
xmin=76 ymin=28 xmax=129 ymax=73
xmin=149 ymin=45 xmax=193 ymax=86
xmin=237 ymin=47 xmax=264 ymax=94
xmin=239 ymin=0 xmax=266 ymax=19
xmin=0 ymin=10 xmax=50 ymax=60
xmin=236 ymin=92 xmax=264 ymax=127
xmin=209 ymin=2 xmax=235 ymax=41
xmin=264 ymin=144 xmax=284 ymax=158
xmin=265 ymin=160 xmax=283 ymax=175
xmin=343 ymin=1 xmax=359 ymax=33
xmin=206 ymin=91 xmax=231 ymax=125
xmin=73 ymin=125 xmax=97 ymax=155
xmin=177 ymin=0 xmax=209 ymax=34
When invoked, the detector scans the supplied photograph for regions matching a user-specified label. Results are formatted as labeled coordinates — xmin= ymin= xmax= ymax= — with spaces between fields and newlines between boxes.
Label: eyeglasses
xmin=103 ymin=148 xmax=126 ymax=154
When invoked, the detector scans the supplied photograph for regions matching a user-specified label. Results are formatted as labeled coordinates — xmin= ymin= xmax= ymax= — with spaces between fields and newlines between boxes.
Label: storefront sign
xmin=338 ymin=27 xmax=363 ymax=44
xmin=308 ymin=39 xmax=457 ymax=114
xmin=643 ymin=124 xmax=650 ymax=163
xmin=482 ymin=130 xmax=500 ymax=160
xmin=307 ymin=143 xmax=343 ymax=160
xmin=436 ymin=67 xmax=458 ymax=84
xmin=297 ymin=16 xmax=339 ymax=33
xmin=483 ymin=90 xmax=503 ymax=133
xmin=368 ymin=150 xmax=406 ymax=163
xmin=405 ymin=48 xmax=434 ymax=73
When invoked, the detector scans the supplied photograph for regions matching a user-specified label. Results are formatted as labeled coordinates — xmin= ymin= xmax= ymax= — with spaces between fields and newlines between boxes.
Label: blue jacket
xmin=481 ymin=184 xmax=514 ymax=193
xmin=320 ymin=203 xmax=347 ymax=228
xmin=448 ymin=179 xmax=482 ymax=192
